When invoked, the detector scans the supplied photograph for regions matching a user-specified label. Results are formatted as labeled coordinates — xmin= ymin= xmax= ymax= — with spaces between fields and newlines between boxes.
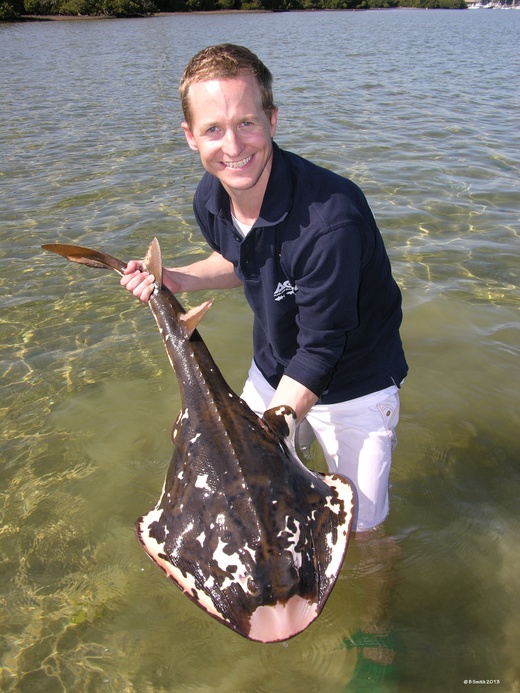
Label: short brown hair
xmin=179 ymin=44 xmax=275 ymax=127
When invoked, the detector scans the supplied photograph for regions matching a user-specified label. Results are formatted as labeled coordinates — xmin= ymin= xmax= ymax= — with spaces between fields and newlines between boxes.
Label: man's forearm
xmin=267 ymin=375 xmax=318 ymax=424
xmin=164 ymin=251 xmax=242 ymax=293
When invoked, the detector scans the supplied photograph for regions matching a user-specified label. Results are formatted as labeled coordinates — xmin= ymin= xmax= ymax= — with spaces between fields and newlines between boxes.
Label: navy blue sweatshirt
xmin=193 ymin=143 xmax=408 ymax=404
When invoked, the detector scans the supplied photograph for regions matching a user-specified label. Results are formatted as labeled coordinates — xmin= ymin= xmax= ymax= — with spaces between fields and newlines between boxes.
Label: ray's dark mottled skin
xmin=42 ymin=239 xmax=354 ymax=643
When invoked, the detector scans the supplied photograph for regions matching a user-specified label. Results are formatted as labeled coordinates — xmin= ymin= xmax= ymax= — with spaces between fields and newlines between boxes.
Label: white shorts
xmin=240 ymin=360 xmax=400 ymax=532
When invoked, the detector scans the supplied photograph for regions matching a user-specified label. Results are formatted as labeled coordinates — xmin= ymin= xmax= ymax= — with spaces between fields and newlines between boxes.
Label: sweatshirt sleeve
xmin=283 ymin=215 xmax=369 ymax=397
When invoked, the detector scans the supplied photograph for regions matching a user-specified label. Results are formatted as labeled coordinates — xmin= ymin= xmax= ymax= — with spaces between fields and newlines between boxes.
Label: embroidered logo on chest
xmin=273 ymin=280 xmax=298 ymax=302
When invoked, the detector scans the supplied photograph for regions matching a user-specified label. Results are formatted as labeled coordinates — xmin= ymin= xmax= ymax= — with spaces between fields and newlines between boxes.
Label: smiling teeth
xmin=224 ymin=156 xmax=252 ymax=169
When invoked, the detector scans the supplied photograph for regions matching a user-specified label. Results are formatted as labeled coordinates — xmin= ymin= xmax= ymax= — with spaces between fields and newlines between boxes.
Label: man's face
xmin=182 ymin=74 xmax=278 ymax=204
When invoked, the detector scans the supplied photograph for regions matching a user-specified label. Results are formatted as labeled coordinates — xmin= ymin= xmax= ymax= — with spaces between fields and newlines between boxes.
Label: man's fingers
xmin=120 ymin=270 xmax=155 ymax=303
xmin=124 ymin=260 xmax=142 ymax=274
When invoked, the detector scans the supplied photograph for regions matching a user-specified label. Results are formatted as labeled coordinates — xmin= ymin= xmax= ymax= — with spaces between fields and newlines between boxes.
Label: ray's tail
xmin=42 ymin=243 xmax=128 ymax=275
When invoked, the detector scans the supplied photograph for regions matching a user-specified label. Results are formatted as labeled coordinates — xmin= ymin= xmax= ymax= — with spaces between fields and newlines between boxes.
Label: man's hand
xmin=120 ymin=261 xmax=156 ymax=304
xmin=120 ymin=251 xmax=241 ymax=304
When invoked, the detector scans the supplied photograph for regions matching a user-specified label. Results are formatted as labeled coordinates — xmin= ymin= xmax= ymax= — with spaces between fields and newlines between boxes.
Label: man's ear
xmin=182 ymin=122 xmax=199 ymax=152
xmin=269 ymin=107 xmax=278 ymax=138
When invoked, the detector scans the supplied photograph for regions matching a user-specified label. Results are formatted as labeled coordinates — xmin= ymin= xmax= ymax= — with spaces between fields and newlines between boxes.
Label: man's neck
xmin=229 ymin=194 xmax=261 ymax=228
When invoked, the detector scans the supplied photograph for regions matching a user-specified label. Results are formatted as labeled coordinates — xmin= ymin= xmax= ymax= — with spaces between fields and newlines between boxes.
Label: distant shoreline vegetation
xmin=1 ymin=0 xmax=468 ymax=22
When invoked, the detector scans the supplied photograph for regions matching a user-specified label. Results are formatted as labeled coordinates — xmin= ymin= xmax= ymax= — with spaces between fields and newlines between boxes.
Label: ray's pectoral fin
xmin=261 ymin=405 xmax=297 ymax=441
xmin=318 ymin=471 xmax=356 ymax=575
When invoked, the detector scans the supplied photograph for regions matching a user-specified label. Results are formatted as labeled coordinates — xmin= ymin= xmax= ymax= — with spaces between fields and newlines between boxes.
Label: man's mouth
xmin=223 ymin=155 xmax=252 ymax=169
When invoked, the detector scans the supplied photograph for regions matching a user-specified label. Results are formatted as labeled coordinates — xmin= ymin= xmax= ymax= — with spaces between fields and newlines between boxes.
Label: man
xmin=121 ymin=43 xmax=408 ymax=535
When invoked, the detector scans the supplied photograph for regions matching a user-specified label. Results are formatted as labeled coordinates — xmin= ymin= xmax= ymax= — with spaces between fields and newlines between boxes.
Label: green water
xmin=1 ymin=9 xmax=519 ymax=692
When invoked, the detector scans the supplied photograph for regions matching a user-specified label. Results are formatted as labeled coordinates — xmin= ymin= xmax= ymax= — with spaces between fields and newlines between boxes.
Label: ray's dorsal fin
xmin=142 ymin=237 xmax=163 ymax=286
xmin=142 ymin=237 xmax=215 ymax=339
xmin=180 ymin=300 xmax=214 ymax=338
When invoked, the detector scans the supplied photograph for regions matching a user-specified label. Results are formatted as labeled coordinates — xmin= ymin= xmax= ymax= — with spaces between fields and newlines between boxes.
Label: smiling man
xmin=121 ymin=44 xmax=408 ymax=535
xmin=181 ymin=73 xmax=277 ymax=226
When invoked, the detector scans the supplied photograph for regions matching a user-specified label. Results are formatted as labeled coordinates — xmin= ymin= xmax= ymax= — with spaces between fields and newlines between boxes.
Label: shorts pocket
xmin=376 ymin=394 xmax=400 ymax=433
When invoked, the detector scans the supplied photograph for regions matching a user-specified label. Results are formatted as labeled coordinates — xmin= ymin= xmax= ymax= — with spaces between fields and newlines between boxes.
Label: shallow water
xmin=1 ymin=8 xmax=519 ymax=692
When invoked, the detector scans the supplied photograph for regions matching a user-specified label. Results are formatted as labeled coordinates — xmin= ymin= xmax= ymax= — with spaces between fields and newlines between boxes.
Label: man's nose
xmin=222 ymin=128 xmax=242 ymax=157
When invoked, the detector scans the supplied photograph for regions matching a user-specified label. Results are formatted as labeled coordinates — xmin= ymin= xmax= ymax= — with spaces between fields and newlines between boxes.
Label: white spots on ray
xmin=325 ymin=531 xmax=342 ymax=578
xmin=326 ymin=532 xmax=335 ymax=552
xmin=278 ymin=516 xmax=302 ymax=569
xmin=235 ymin=571 xmax=250 ymax=591
xmin=139 ymin=523 xmax=231 ymax=623
xmin=143 ymin=508 xmax=164 ymax=529
xmin=189 ymin=433 xmax=201 ymax=444
xmin=212 ymin=537 xmax=232 ymax=571
xmin=242 ymin=543 xmax=256 ymax=561
xmin=196 ymin=531 xmax=206 ymax=546
xmin=324 ymin=494 xmax=341 ymax=515
xmin=212 ymin=538 xmax=255 ymax=594
xmin=195 ymin=473 xmax=209 ymax=489
xmin=177 ymin=471 xmax=184 ymax=480
xmin=155 ymin=479 xmax=168 ymax=509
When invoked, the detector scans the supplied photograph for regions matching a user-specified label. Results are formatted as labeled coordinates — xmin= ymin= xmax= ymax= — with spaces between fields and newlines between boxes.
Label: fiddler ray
xmin=42 ymin=238 xmax=355 ymax=643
